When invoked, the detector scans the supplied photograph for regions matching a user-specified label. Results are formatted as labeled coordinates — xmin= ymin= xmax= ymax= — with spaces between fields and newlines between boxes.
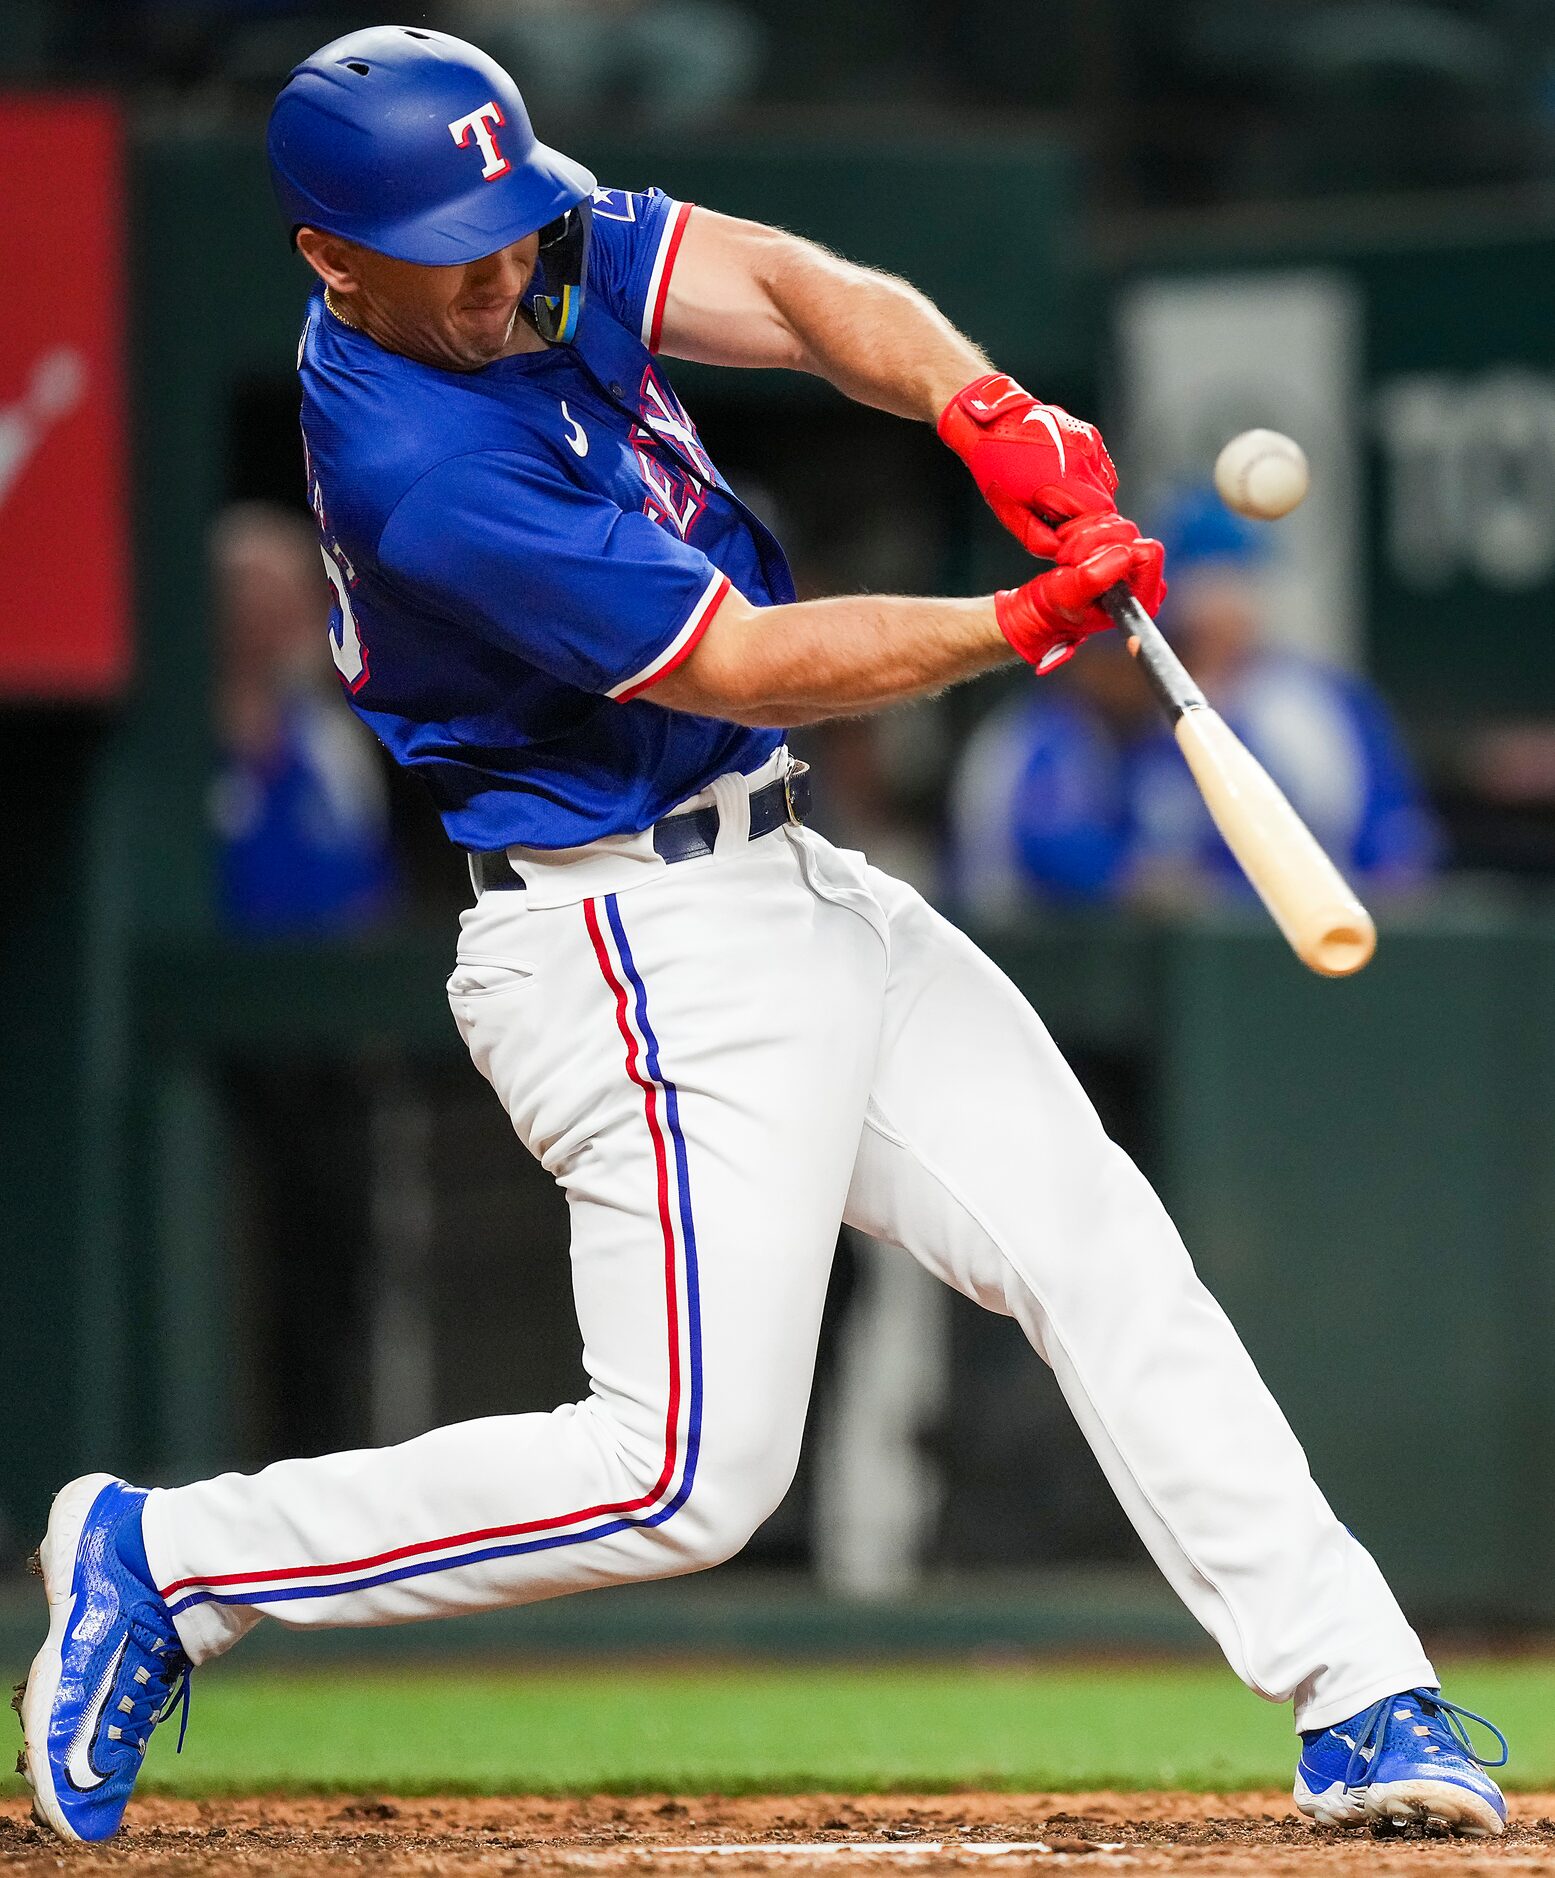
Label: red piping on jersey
xmin=614 ymin=574 xmax=731 ymax=703
xmin=156 ymin=900 xmax=688 ymax=1601
xmin=647 ymin=202 xmax=694 ymax=354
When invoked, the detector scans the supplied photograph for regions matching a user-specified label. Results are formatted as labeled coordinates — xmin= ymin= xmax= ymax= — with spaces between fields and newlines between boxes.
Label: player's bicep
xmin=654 ymin=208 xmax=815 ymax=372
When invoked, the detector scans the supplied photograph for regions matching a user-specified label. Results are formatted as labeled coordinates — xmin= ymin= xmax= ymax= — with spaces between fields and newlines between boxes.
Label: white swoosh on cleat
xmin=63 ymin=1638 xmax=126 ymax=1792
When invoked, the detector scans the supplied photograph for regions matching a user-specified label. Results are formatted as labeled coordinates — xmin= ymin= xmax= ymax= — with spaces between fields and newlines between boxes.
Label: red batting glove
xmin=939 ymin=372 xmax=1120 ymax=558
xmin=996 ymin=514 xmax=1167 ymax=674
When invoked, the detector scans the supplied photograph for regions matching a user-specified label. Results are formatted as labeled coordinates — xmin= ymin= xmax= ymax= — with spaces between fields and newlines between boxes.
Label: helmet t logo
xmin=447 ymin=101 xmax=511 ymax=180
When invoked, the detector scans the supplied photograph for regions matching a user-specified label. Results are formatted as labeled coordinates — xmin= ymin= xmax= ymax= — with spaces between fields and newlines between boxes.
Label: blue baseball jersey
xmin=296 ymin=186 xmax=790 ymax=852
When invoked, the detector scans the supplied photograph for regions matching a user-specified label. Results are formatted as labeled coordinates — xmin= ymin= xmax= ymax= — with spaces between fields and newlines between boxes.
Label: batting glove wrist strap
xmin=939 ymin=373 xmax=1121 ymax=560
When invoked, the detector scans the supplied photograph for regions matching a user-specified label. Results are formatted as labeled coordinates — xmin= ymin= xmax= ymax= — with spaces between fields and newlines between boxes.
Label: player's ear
xmin=295 ymin=227 xmax=359 ymax=292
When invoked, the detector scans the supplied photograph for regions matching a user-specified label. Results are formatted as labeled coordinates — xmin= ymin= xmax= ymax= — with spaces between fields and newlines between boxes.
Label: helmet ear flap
xmin=531 ymin=198 xmax=592 ymax=343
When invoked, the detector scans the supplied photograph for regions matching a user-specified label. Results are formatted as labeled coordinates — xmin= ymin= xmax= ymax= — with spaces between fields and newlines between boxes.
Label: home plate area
xmin=3 ymin=1793 xmax=1555 ymax=1876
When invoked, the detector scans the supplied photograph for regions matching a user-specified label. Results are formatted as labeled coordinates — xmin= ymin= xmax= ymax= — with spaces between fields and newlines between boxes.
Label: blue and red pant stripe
xmin=159 ymin=892 xmax=703 ymax=1617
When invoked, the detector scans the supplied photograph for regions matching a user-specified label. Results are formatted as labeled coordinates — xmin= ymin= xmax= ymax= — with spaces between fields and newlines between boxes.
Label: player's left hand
xmin=938 ymin=372 xmax=1120 ymax=557
xmin=996 ymin=513 xmax=1166 ymax=674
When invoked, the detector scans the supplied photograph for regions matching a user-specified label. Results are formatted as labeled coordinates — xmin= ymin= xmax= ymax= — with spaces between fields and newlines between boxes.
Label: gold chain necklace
xmin=324 ymin=287 xmax=360 ymax=331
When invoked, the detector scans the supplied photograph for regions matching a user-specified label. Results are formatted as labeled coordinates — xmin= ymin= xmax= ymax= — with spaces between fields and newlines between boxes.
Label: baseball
xmin=1213 ymin=428 xmax=1309 ymax=520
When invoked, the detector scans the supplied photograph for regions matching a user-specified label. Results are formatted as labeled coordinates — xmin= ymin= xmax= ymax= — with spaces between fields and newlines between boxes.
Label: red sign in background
xmin=0 ymin=96 xmax=130 ymax=700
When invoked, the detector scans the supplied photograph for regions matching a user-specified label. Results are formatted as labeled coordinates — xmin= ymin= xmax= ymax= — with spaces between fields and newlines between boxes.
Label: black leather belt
xmin=467 ymin=762 xmax=811 ymax=895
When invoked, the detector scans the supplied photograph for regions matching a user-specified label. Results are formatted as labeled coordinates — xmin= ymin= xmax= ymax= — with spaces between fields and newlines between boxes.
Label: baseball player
xmin=19 ymin=26 xmax=1507 ymax=1844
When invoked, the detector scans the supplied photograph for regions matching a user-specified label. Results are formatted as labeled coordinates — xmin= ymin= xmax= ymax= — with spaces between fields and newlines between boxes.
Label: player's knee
xmin=660 ymin=1452 xmax=800 ymax=1573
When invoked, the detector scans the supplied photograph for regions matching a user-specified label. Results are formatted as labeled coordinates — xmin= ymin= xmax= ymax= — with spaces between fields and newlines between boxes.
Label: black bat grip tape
xmin=1100 ymin=583 xmax=1207 ymax=722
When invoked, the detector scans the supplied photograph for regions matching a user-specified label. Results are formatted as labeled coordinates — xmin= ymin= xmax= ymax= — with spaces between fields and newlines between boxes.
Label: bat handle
xmin=1099 ymin=583 xmax=1207 ymax=721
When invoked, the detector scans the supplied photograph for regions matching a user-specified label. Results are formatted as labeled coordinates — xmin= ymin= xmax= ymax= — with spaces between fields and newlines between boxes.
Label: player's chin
xmin=456 ymin=303 xmax=518 ymax=354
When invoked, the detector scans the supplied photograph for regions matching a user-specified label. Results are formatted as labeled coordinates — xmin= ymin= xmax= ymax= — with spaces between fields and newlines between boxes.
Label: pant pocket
xmin=446 ymin=957 xmax=536 ymax=1000
xmin=447 ymin=958 xmax=538 ymax=1070
xmin=785 ymin=827 xmax=889 ymax=956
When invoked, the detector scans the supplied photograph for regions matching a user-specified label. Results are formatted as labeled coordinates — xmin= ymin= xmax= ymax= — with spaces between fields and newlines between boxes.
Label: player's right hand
xmin=995 ymin=514 xmax=1166 ymax=675
xmin=939 ymin=373 xmax=1120 ymax=558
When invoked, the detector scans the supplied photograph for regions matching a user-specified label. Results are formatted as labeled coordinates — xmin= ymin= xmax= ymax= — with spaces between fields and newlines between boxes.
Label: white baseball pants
xmin=143 ymin=774 xmax=1434 ymax=1730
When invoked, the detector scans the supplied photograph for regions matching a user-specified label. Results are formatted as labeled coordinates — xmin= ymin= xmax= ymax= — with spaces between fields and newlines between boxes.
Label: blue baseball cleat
xmin=14 ymin=1474 xmax=191 ymax=1843
xmin=1295 ymin=1688 xmax=1508 ymax=1837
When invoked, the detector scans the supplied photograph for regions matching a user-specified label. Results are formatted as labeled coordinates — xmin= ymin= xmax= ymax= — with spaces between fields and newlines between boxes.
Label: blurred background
xmin=6 ymin=0 xmax=1555 ymax=1667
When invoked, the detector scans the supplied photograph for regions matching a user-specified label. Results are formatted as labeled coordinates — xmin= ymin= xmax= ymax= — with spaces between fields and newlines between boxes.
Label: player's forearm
xmin=769 ymin=248 xmax=991 ymax=423
xmin=650 ymin=591 xmax=1011 ymax=726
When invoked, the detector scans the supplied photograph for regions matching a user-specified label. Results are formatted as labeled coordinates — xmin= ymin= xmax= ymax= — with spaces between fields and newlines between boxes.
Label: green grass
xmin=3 ymin=1659 xmax=1550 ymax=1797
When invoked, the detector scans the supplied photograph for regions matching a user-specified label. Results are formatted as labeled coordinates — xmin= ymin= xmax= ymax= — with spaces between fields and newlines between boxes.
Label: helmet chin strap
xmin=533 ymin=284 xmax=579 ymax=345
xmin=530 ymin=201 xmax=591 ymax=344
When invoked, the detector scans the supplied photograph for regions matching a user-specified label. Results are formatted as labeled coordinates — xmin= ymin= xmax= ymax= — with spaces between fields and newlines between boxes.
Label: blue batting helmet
xmin=267 ymin=26 xmax=596 ymax=339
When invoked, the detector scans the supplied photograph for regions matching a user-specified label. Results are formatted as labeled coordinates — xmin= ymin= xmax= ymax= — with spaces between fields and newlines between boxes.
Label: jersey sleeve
xmin=587 ymin=186 xmax=693 ymax=352
xmin=378 ymin=449 xmax=731 ymax=702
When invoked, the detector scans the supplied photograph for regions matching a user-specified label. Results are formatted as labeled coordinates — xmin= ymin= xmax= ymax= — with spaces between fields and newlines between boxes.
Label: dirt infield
xmin=2 ymin=1792 xmax=1553 ymax=1876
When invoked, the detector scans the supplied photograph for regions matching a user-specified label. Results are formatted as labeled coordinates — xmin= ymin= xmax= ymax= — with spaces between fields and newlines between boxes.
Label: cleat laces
xmin=124 ymin=1617 xmax=192 ymax=1759
xmin=1341 ymin=1690 xmax=1508 ymax=1788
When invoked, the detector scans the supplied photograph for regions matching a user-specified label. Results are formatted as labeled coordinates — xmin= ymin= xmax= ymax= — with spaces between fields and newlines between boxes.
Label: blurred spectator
xmin=949 ymin=488 xmax=1439 ymax=920
xmin=209 ymin=501 xmax=396 ymax=935
xmin=1445 ymin=719 xmax=1555 ymax=877
xmin=450 ymin=0 xmax=763 ymax=131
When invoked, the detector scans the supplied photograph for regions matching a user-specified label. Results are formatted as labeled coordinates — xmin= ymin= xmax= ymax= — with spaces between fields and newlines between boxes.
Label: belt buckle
xmin=782 ymin=760 xmax=811 ymax=826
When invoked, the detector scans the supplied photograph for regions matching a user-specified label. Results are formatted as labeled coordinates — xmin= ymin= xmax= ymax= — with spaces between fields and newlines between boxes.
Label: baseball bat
xmin=1099 ymin=585 xmax=1377 ymax=978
